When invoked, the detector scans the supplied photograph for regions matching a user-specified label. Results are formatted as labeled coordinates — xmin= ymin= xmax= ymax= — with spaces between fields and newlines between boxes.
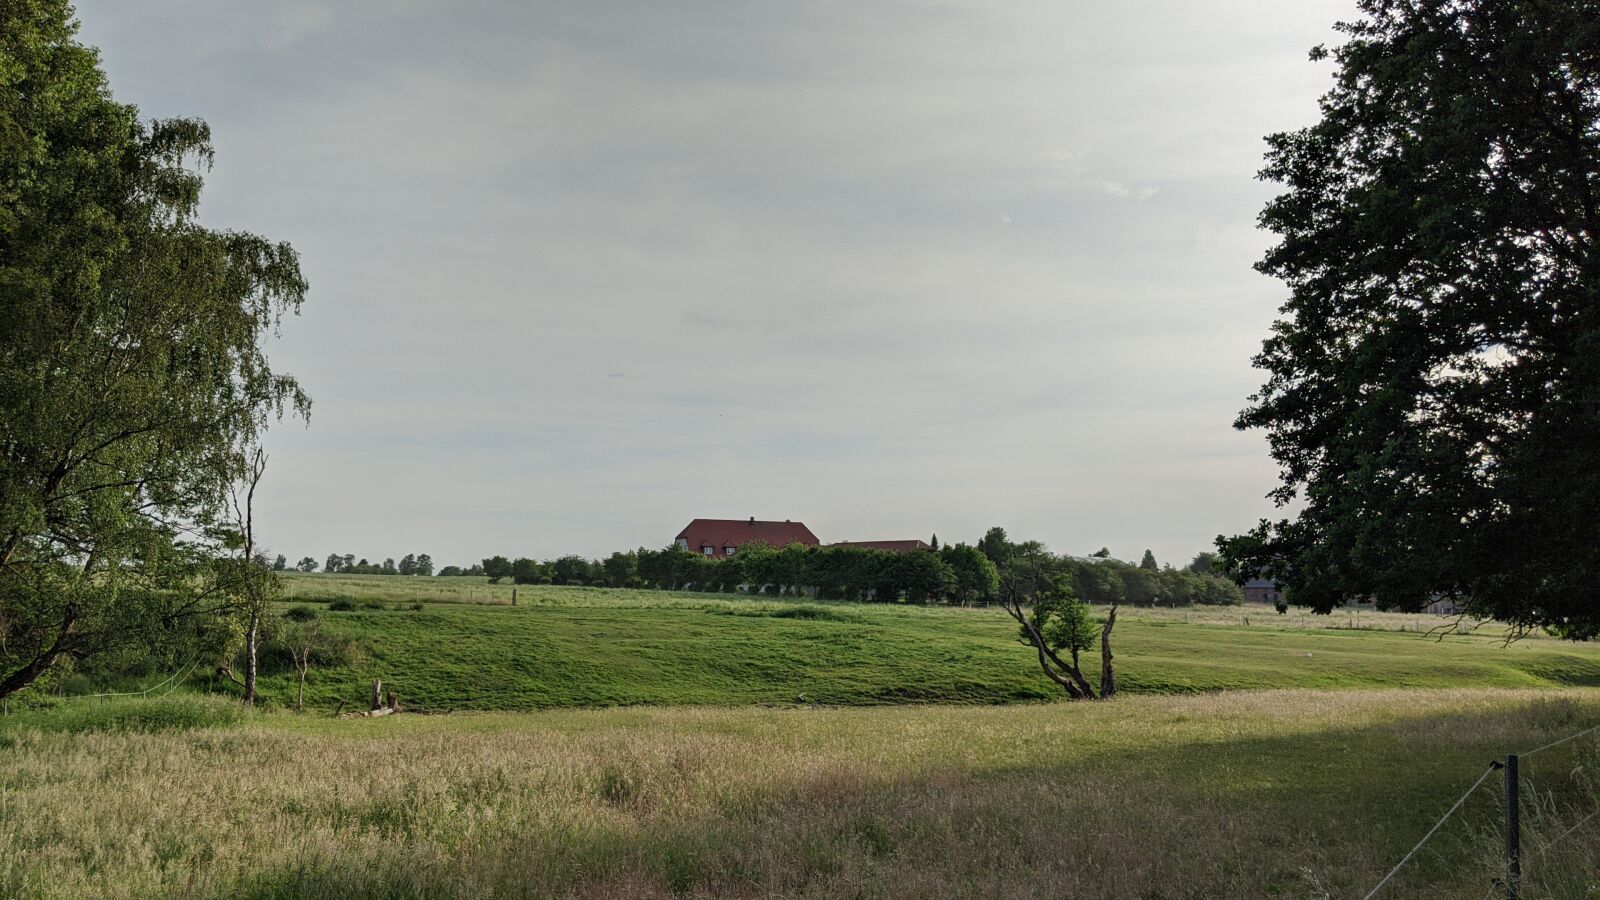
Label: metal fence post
xmin=1506 ymin=754 xmax=1521 ymax=899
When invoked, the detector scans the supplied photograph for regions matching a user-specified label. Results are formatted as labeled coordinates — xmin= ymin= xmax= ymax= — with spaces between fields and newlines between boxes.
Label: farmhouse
xmin=1243 ymin=578 xmax=1282 ymax=605
xmin=826 ymin=539 xmax=932 ymax=553
xmin=675 ymin=517 xmax=819 ymax=557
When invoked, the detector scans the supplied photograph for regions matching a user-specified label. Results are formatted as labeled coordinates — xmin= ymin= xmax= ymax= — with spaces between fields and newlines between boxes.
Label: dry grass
xmin=6 ymin=688 xmax=1600 ymax=898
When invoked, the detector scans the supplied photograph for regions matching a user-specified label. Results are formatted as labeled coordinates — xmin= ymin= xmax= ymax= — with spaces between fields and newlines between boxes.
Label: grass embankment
xmin=281 ymin=572 xmax=1508 ymax=635
xmin=4 ymin=688 xmax=1599 ymax=898
xmin=256 ymin=578 xmax=1600 ymax=711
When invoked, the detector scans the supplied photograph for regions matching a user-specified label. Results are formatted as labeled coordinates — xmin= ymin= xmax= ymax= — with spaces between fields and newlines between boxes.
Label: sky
xmin=76 ymin=0 xmax=1355 ymax=569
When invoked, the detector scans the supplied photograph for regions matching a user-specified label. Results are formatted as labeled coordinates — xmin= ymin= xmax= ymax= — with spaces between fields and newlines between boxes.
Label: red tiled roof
xmin=826 ymin=540 xmax=932 ymax=553
xmin=675 ymin=518 xmax=819 ymax=550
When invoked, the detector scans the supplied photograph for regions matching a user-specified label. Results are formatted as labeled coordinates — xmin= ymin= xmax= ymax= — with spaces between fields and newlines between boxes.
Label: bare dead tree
xmin=228 ymin=449 xmax=273 ymax=707
xmin=283 ymin=620 xmax=322 ymax=712
xmin=1099 ymin=604 xmax=1117 ymax=700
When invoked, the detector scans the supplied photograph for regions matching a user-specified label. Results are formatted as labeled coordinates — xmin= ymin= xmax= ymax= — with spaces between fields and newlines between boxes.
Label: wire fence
xmin=1364 ymin=722 xmax=1600 ymax=898
xmin=0 ymin=656 xmax=201 ymax=718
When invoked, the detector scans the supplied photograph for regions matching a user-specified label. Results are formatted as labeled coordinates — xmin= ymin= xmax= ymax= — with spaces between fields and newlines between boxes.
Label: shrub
xmin=357 ymin=600 xmax=386 ymax=610
xmin=284 ymin=605 xmax=319 ymax=622
xmin=769 ymin=605 xmax=854 ymax=622
xmin=326 ymin=599 xmax=356 ymax=611
xmin=408 ymin=602 xmax=424 ymax=611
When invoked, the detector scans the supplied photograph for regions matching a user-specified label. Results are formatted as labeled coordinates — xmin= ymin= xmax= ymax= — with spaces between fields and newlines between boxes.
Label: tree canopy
xmin=1221 ymin=0 xmax=1600 ymax=635
xmin=0 ymin=1 xmax=308 ymax=698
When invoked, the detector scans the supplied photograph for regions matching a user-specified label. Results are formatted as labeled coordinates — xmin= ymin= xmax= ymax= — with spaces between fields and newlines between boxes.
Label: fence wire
xmin=1362 ymin=762 xmax=1501 ymax=900
xmin=1365 ymin=719 xmax=1600 ymax=899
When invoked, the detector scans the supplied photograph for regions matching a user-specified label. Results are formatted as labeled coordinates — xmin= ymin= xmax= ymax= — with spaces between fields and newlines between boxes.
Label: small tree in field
xmin=296 ymin=557 xmax=318 ymax=573
xmin=281 ymin=616 xmax=326 ymax=712
xmin=998 ymin=575 xmax=1117 ymax=701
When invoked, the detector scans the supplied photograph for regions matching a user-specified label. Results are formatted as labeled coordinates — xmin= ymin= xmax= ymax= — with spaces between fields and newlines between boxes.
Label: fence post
xmin=1505 ymin=754 xmax=1521 ymax=899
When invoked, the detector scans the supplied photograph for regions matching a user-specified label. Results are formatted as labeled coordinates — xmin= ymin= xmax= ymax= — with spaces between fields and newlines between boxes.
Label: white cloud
xmin=76 ymin=0 xmax=1355 ymax=566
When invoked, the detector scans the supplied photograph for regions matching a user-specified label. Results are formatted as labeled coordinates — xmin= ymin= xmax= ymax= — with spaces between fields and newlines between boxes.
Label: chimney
xmin=749 ymin=516 xmax=755 ymax=524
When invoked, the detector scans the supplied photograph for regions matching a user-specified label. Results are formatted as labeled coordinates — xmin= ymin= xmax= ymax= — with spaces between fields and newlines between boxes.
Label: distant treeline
xmin=279 ymin=553 xmax=435 ymax=576
xmin=432 ymin=527 xmax=1243 ymax=608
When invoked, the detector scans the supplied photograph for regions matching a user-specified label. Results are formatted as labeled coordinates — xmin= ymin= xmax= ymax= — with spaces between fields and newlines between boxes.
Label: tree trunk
xmin=1035 ymin=643 xmax=1086 ymax=700
xmin=295 ymin=656 xmax=306 ymax=712
xmin=1001 ymin=592 xmax=1098 ymax=700
xmin=242 ymin=609 xmax=259 ymax=706
xmin=0 ymin=609 xmax=78 ymax=700
xmin=1100 ymin=603 xmax=1118 ymax=700
xmin=370 ymin=678 xmax=382 ymax=711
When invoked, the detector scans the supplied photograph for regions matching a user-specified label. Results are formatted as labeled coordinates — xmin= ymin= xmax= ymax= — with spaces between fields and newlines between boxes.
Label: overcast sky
xmin=77 ymin=1 xmax=1353 ymax=569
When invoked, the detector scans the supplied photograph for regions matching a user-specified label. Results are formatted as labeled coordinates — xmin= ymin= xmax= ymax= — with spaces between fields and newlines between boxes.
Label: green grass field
xmin=5 ymin=688 xmax=1599 ymax=898
xmin=10 ymin=574 xmax=1600 ymax=898
xmin=254 ymin=574 xmax=1600 ymax=712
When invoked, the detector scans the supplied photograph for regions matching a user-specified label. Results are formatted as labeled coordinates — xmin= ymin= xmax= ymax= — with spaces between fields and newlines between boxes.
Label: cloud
xmin=75 ymin=0 xmax=1355 ymax=567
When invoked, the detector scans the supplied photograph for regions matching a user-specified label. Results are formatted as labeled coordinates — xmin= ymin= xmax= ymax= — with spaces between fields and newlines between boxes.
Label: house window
xmin=724 ymin=546 xmax=735 ymax=556
xmin=675 ymin=538 xmax=688 ymax=551
xmin=702 ymin=545 xmax=714 ymax=556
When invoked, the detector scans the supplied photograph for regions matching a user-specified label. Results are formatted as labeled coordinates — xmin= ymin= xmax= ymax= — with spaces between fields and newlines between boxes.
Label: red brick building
xmin=825 ymin=539 xmax=932 ymax=553
xmin=675 ymin=518 xmax=819 ymax=557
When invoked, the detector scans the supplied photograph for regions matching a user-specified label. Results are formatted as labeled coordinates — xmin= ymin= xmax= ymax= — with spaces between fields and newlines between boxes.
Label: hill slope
xmin=253 ymin=581 xmax=1600 ymax=711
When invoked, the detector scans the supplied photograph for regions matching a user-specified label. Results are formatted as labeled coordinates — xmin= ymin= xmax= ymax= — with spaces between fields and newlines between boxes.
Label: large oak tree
xmin=0 ymin=1 xmax=307 ymax=698
xmin=1222 ymin=0 xmax=1599 ymax=635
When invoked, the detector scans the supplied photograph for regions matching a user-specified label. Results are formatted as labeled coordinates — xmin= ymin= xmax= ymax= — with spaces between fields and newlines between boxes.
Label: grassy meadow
xmin=8 ymin=574 xmax=1600 ymax=898
xmin=5 ymin=689 xmax=1600 ymax=898
xmin=253 ymin=574 xmax=1600 ymax=712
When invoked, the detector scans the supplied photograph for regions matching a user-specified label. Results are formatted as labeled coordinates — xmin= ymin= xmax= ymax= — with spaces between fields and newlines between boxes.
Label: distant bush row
xmin=265 ymin=553 xmax=437 ymax=575
xmin=435 ymin=533 xmax=1243 ymax=608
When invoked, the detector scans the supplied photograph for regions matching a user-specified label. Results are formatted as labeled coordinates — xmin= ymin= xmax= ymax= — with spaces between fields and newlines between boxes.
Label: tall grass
xmin=0 ymin=694 xmax=244 ymax=738
xmin=1453 ymin=717 xmax=1600 ymax=899
xmin=4 ymin=688 xmax=1599 ymax=898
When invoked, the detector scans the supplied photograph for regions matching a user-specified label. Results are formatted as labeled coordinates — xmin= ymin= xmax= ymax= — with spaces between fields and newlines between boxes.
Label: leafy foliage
xmin=1221 ymin=0 xmax=1600 ymax=634
xmin=0 ymin=2 xmax=307 ymax=698
xmin=1024 ymin=581 xmax=1100 ymax=667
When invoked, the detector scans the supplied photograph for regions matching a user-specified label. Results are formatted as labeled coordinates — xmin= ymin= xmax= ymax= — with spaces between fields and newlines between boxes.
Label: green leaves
xmin=1024 ymin=586 xmax=1099 ymax=659
xmin=0 ymin=3 xmax=308 ymax=696
xmin=1226 ymin=0 xmax=1600 ymax=630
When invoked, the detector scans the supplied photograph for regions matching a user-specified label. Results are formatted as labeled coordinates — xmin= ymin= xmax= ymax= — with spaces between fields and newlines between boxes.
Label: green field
xmin=5 ymin=688 xmax=1599 ymax=898
xmin=10 ymin=574 xmax=1600 ymax=898
xmin=255 ymin=574 xmax=1600 ymax=712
